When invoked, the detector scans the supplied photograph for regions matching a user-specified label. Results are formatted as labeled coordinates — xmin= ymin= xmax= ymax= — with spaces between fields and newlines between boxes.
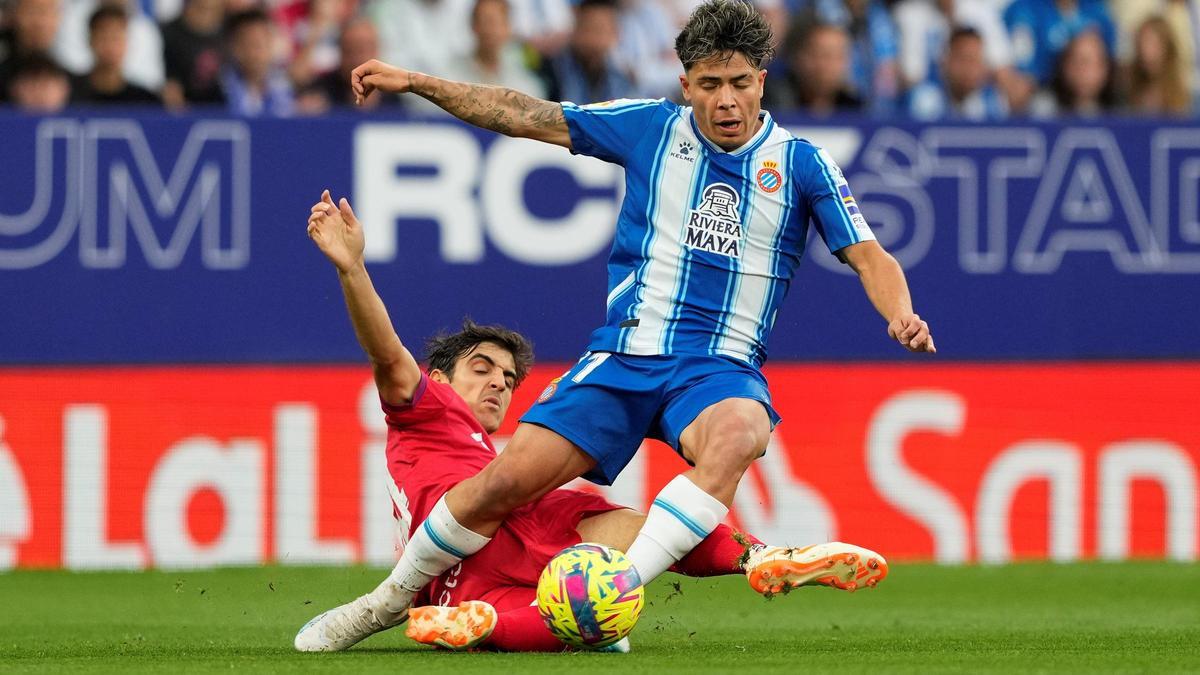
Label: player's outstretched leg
xmin=294 ymin=495 xmax=492 ymax=652
xmin=406 ymin=601 xmax=498 ymax=650
xmin=293 ymin=592 xmax=408 ymax=652
xmin=743 ymin=542 xmax=889 ymax=596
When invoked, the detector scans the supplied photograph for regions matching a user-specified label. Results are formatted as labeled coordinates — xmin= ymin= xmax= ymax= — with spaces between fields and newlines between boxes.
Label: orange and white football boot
xmin=743 ymin=542 xmax=888 ymax=596
xmin=406 ymin=601 xmax=498 ymax=650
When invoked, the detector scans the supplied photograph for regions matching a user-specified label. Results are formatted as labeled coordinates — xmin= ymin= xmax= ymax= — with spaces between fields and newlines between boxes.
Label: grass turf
xmin=1 ymin=562 xmax=1198 ymax=673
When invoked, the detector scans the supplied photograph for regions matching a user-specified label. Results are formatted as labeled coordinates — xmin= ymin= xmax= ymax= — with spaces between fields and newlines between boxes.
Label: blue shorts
xmin=519 ymin=352 xmax=781 ymax=485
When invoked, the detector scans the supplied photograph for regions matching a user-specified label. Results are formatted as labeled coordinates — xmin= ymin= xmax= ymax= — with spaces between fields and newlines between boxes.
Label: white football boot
xmin=294 ymin=592 xmax=409 ymax=652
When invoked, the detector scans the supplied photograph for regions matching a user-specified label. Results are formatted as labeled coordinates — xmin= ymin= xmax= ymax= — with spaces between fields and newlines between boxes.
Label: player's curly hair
xmin=424 ymin=319 xmax=534 ymax=387
xmin=675 ymin=0 xmax=775 ymax=70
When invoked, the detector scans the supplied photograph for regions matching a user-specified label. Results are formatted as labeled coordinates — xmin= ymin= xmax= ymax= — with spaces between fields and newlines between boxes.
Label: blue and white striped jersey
xmin=563 ymin=98 xmax=875 ymax=368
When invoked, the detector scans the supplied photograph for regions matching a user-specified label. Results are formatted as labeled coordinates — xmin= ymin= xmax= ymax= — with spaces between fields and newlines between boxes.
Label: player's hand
xmin=307 ymin=189 xmax=364 ymax=274
xmin=350 ymin=59 xmax=412 ymax=105
xmin=887 ymin=313 xmax=936 ymax=353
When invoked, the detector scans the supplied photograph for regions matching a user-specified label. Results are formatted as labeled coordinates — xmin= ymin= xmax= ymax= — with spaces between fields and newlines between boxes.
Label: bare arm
xmin=307 ymin=190 xmax=423 ymax=404
xmin=840 ymin=240 xmax=936 ymax=353
xmin=349 ymin=59 xmax=571 ymax=148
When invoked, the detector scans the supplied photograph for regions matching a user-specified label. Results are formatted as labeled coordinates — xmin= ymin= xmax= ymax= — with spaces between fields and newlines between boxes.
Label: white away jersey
xmin=563 ymin=98 xmax=875 ymax=367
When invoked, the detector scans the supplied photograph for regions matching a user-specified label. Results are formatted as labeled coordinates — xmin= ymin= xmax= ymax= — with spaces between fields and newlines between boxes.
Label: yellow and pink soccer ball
xmin=535 ymin=543 xmax=645 ymax=648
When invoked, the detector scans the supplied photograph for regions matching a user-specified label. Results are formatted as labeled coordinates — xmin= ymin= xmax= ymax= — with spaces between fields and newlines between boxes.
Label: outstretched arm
xmin=307 ymin=190 xmax=423 ymax=404
xmin=349 ymin=59 xmax=571 ymax=148
xmin=840 ymin=240 xmax=936 ymax=353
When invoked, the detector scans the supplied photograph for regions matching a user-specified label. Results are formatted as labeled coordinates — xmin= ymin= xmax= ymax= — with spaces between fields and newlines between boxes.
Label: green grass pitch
xmin=2 ymin=562 xmax=1198 ymax=673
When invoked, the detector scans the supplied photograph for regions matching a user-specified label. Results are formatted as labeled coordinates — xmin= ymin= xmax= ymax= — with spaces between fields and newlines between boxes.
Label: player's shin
xmin=670 ymin=523 xmax=763 ymax=577
xmin=624 ymin=475 xmax=728 ymax=584
xmin=373 ymin=495 xmax=491 ymax=611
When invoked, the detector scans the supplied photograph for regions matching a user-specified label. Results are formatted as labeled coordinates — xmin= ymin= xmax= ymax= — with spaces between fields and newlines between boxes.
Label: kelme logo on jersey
xmin=756 ymin=161 xmax=783 ymax=193
xmin=684 ymin=183 xmax=743 ymax=258
xmin=670 ymin=140 xmax=696 ymax=163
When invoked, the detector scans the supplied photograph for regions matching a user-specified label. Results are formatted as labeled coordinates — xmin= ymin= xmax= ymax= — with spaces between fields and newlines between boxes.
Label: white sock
xmin=371 ymin=496 xmax=490 ymax=612
xmin=625 ymin=475 xmax=728 ymax=584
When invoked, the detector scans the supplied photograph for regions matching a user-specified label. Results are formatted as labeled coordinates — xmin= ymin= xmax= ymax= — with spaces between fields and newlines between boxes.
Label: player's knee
xmin=694 ymin=414 xmax=768 ymax=475
xmin=723 ymin=412 xmax=770 ymax=461
xmin=474 ymin=465 xmax=534 ymax=518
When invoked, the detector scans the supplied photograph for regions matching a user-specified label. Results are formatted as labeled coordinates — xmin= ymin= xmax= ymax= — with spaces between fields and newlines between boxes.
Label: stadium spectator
xmin=894 ymin=0 xmax=1010 ymax=86
xmin=1031 ymin=28 xmax=1115 ymax=117
xmin=764 ymin=20 xmax=862 ymax=116
xmin=0 ymin=0 xmax=62 ymax=102
xmin=1003 ymin=0 xmax=1116 ymax=87
xmin=1107 ymin=0 xmax=1197 ymax=111
xmin=159 ymin=0 xmax=222 ymax=108
xmin=1125 ymin=15 xmax=1190 ymax=116
xmin=892 ymin=0 xmax=1030 ymax=110
xmin=444 ymin=0 xmax=545 ymax=98
xmin=6 ymin=50 xmax=71 ymax=110
xmin=540 ymin=0 xmax=633 ymax=104
xmin=54 ymin=0 xmax=164 ymax=91
xmin=506 ymin=0 xmax=572 ymax=57
xmin=1 ymin=0 xmax=61 ymax=56
xmin=274 ymin=0 xmax=357 ymax=88
xmin=300 ymin=15 xmax=401 ymax=111
xmin=1108 ymin=0 xmax=1194 ymax=71
xmin=809 ymin=0 xmax=900 ymax=114
xmin=71 ymin=4 xmax=159 ymax=104
xmin=614 ymin=0 xmax=682 ymax=99
xmin=220 ymin=8 xmax=294 ymax=117
xmin=907 ymin=26 xmax=1008 ymax=120
xmin=367 ymin=0 xmax=472 ymax=81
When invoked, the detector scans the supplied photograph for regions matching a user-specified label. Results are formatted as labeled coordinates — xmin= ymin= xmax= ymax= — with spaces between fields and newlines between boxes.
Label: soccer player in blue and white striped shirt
xmin=297 ymin=0 xmax=933 ymax=651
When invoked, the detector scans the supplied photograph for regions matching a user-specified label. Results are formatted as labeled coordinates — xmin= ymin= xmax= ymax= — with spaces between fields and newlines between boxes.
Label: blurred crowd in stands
xmin=0 ymin=0 xmax=1196 ymax=118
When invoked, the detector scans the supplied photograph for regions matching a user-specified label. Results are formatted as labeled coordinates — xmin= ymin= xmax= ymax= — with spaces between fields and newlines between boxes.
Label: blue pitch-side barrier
xmin=0 ymin=111 xmax=1196 ymax=364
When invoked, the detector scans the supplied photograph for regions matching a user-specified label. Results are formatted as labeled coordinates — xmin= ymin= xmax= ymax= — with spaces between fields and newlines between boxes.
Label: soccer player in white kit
xmin=296 ymin=0 xmax=933 ymax=651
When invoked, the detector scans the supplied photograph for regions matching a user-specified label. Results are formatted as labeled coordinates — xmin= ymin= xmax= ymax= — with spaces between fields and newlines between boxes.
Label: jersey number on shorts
xmin=572 ymin=352 xmax=611 ymax=383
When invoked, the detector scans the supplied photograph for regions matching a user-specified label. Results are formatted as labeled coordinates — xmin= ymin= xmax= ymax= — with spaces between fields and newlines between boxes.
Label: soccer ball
xmin=536 ymin=543 xmax=645 ymax=648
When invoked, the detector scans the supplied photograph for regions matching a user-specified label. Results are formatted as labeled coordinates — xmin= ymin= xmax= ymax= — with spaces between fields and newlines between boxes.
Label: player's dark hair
xmin=675 ymin=0 xmax=775 ymax=71
xmin=88 ymin=4 xmax=128 ymax=34
xmin=424 ymin=319 xmax=534 ymax=387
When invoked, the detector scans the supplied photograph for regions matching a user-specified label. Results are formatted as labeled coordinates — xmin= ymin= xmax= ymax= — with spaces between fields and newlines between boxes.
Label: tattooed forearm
xmin=412 ymin=73 xmax=567 ymax=143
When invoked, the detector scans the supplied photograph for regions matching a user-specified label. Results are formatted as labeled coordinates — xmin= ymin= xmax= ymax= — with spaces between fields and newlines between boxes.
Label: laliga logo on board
xmin=756 ymin=160 xmax=783 ymax=193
